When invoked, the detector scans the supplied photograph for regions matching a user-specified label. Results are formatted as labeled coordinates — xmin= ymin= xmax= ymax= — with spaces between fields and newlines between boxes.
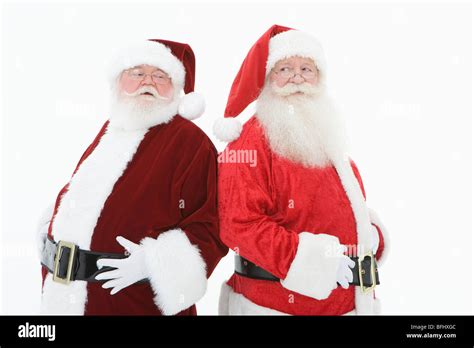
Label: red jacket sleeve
xmin=138 ymin=127 xmax=228 ymax=315
xmin=178 ymin=137 xmax=228 ymax=277
xmin=218 ymin=125 xmax=299 ymax=279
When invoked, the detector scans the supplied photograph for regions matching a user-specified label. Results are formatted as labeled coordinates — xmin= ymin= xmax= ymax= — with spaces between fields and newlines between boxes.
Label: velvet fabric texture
xmin=219 ymin=116 xmax=384 ymax=315
xmin=41 ymin=116 xmax=228 ymax=315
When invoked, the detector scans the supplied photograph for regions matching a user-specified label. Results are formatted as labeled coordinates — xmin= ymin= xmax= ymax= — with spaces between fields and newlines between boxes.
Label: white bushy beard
xmin=255 ymin=81 xmax=348 ymax=168
xmin=108 ymin=84 xmax=181 ymax=131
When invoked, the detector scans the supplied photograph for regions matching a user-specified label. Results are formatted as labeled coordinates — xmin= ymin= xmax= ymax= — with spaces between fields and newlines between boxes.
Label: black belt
xmin=41 ymin=237 xmax=147 ymax=285
xmin=235 ymin=254 xmax=380 ymax=292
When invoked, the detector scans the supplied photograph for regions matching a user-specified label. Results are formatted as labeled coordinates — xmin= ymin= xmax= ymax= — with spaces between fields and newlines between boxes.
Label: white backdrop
xmin=0 ymin=0 xmax=472 ymax=315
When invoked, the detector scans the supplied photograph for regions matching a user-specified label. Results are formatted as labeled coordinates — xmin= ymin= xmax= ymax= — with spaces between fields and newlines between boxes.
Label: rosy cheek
xmin=275 ymin=77 xmax=289 ymax=88
xmin=119 ymin=76 xmax=141 ymax=94
xmin=308 ymin=75 xmax=319 ymax=85
xmin=307 ymin=72 xmax=319 ymax=85
xmin=156 ymin=83 xmax=174 ymax=99
xmin=269 ymin=73 xmax=287 ymax=88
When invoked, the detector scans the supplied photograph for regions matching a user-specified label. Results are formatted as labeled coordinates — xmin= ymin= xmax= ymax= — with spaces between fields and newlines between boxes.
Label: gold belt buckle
xmin=358 ymin=251 xmax=376 ymax=293
xmin=53 ymin=240 xmax=77 ymax=285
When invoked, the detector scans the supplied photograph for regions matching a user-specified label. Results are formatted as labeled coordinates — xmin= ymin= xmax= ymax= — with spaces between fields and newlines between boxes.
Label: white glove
xmin=370 ymin=225 xmax=380 ymax=254
xmin=37 ymin=222 xmax=49 ymax=261
xmin=336 ymin=255 xmax=355 ymax=289
xmin=96 ymin=236 xmax=148 ymax=295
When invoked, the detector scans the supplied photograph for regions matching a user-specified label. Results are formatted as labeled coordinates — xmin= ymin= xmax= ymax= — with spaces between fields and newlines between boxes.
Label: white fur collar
xmin=41 ymin=125 xmax=148 ymax=314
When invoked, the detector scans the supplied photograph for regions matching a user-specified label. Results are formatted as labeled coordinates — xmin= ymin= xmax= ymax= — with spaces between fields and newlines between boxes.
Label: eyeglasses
xmin=125 ymin=68 xmax=171 ymax=84
xmin=272 ymin=66 xmax=318 ymax=80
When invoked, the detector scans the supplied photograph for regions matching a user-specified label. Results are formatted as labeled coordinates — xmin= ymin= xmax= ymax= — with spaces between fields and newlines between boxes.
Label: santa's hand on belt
xmin=336 ymin=254 xmax=355 ymax=289
xmin=95 ymin=236 xmax=148 ymax=295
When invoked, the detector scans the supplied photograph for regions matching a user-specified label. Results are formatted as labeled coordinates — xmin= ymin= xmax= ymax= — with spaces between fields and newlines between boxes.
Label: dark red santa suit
xmin=38 ymin=39 xmax=228 ymax=315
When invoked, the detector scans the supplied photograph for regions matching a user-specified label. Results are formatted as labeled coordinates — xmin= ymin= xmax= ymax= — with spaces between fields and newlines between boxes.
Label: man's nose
xmin=142 ymin=74 xmax=154 ymax=84
xmin=290 ymin=73 xmax=305 ymax=84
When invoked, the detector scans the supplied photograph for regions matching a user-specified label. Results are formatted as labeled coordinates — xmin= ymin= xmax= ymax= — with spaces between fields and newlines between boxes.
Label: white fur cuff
xmin=140 ymin=228 xmax=207 ymax=315
xmin=281 ymin=232 xmax=344 ymax=300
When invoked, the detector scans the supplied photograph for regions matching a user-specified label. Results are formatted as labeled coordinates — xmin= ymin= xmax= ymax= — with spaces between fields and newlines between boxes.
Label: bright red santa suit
xmin=214 ymin=25 xmax=389 ymax=315
xmin=37 ymin=39 xmax=228 ymax=315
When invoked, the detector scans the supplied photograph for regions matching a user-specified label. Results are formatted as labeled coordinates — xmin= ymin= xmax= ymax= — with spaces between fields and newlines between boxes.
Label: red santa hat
xmin=108 ymin=39 xmax=205 ymax=121
xmin=213 ymin=25 xmax=328 ymax=142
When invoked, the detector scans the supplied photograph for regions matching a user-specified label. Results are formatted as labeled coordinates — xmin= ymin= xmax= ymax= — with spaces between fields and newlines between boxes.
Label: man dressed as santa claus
xmin=37 ymin=39 xmax=228 ymax=315
xmin=214 ymin=25 xmax=389 ymax=315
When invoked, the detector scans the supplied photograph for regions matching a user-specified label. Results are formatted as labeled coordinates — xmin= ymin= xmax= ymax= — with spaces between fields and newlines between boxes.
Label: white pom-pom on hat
xmin=178 ymin=92 xmax=206 ymax=120
xmin=213 ymin=118 xmax=242 ymax=143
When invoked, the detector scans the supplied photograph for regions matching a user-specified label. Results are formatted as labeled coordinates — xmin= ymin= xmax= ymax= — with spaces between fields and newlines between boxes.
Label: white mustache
xmin=123 ymin=86 xmax=168 ymax=100
xmin=272 ymin=82 xmax=319 ymax=97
